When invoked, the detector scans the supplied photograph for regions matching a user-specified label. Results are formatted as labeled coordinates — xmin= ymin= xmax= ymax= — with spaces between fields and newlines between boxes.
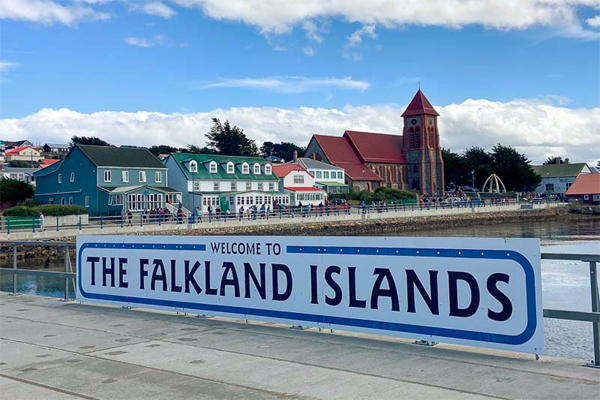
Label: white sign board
xmin=76 ymin=235 xmax=544 ymax=353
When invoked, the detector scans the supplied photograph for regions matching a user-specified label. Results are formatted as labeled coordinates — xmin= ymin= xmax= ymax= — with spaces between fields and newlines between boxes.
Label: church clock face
xmin=428 ymin=117 xmax=435 ymax=125
xmin=409 ymin=117 xmax=420 ymax=126
xmin=411 ymin=119 xmax=417 ymax=126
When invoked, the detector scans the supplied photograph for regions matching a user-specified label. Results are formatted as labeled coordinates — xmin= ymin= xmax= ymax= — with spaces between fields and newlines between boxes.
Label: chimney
xmin=293 ymin=150 xmax=298 ymax=161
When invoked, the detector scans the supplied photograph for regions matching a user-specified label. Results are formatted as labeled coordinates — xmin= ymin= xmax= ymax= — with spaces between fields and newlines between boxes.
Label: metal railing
xmin=1 ymin=198 xmax=559 ymax=234
xmin=1 ymin=241 xmax=595 ymax=365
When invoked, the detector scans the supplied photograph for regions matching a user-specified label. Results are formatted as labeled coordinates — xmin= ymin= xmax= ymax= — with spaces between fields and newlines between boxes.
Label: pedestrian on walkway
xmin=39 ymin=212 xmax=45 ymax=231
xmin=127 ymin=210 xmax=133 ymax=226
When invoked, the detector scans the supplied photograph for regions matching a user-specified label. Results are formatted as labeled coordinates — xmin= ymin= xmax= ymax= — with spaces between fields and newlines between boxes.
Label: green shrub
xmin=2 ymin=204 xmax=88 ymax=217
xmin=19 ymin=198 xmax=40 ymax=207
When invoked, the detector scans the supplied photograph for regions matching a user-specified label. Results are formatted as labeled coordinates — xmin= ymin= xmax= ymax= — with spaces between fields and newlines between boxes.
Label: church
xmin=305 ymin=89 xmax=445 ymax=196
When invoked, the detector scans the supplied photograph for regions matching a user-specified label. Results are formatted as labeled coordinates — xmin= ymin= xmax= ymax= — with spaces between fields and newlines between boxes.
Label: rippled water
xmin=2 ymin=218 xmax=599 ymax=361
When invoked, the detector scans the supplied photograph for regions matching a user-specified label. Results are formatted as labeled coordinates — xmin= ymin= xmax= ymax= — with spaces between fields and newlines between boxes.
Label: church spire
xmin=401 ymin=89 xmax=439 ymax=117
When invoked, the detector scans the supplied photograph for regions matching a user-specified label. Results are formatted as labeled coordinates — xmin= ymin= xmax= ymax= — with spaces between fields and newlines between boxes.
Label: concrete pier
xmin=1 ymin=293 xmax=598 ymax=399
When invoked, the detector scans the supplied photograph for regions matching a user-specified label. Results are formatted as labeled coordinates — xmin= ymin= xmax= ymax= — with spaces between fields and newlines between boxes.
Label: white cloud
xmin=123 ymin=34 xmax=187 ymax=48
xmin=587 ymin=14 xmax=600 ymax=27
xmin=1 ymin=98 xmax=598 ymax=165
xmin=0 ymin=60 xmax=20 ymax=72
xmin=303 ymin=46 xmax=316 ymax=56
xmin=344 ymin=24 xmax=377 ymax=61
xmin=0 ymin=0 xmax=110 ymax=25
xmin=169 ymin=0 xmax=600 ymax=38
xmin=200 ymin=76 xmax=370 ymax=93
xmin=143 ymin=1 xmax=177 ymax=19
xmin=123 ymin=36 xmax=155 ymax=47
xmin=302 ymin=20 xmax=325 ymax=43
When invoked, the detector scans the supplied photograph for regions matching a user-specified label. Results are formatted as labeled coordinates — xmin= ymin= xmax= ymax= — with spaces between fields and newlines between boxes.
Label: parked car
xmin=330 ymin=198 xmax=347 ymax=205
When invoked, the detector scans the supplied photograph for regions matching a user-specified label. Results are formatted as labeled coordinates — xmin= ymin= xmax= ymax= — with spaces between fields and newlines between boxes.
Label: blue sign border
xmin=78 ymin=242 xmax=537 ymax=346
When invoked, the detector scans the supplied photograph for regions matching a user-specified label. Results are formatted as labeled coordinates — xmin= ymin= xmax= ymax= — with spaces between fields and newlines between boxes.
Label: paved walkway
xmin=1 ymin=293 xmax=598 ymax=400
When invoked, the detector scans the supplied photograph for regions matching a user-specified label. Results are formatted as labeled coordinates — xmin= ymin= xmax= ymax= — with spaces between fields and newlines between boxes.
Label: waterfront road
xmin=1 ymin=293 xmax=598 ymax=400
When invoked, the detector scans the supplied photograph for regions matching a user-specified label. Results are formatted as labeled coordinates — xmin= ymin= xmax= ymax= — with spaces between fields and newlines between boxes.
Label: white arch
xmin=482 ymin=174 xmax=507 ymax=193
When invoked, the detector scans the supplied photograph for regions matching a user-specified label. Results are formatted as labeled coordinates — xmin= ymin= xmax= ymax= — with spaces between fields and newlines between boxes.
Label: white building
xmin=284 ymin=156 xmax=348 ymax=194
xmin=273 ymin=164 xmax=327 ymax=206
xmin=531 ymin=163 xmax=591 ymax=196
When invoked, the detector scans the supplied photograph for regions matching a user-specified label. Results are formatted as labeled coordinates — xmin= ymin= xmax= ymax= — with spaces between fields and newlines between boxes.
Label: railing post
xmin=12 ymin=244 xmax=17 ymax=294
xmin=56 ymin=215 xmax=59 ymax=231
xmin=64 ymin=246 xmax=70 ymax=301
xmin=79 ymin=216 xmax=82 ymax=230
xmin=121 ymin=214 xmax=124 ymax=228
xmin=7 ymin=219 xmax=10 ymax=234
xmin=32 ymin=218 xmax=36 ymax=233
xmin=100 ymin=215 xmax=103 ymax=229
xmin=590 ymin=261 xmax=600 ymax=367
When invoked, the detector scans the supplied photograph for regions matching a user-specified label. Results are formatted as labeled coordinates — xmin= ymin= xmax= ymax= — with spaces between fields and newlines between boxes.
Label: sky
xmin=0 ymin=0 xmax=599 ymax=165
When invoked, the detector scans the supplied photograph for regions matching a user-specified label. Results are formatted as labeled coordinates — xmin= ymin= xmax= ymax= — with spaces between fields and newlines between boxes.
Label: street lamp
xmin=471 ymin=170 xmax=475 ymax=190
xmin=192 ymin=171 xmax=196 ymax=221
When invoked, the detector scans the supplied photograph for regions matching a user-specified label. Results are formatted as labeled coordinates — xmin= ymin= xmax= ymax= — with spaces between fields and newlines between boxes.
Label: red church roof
xmin=344 ymin=130 xmax=407 ymax=164
xmin=312 ymin=135 xmax=383 ymax=181
xmin=565 ymin=173 xmax=600 ymax=196
xmin=401 ymin=89 xmax=439 ymax=117
xmin=272 ymin=163 xmax=309 ymax=178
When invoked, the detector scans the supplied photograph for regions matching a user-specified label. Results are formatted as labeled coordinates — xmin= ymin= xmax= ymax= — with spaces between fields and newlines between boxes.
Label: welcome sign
xmin=76 ymin=235 xmax=544 ymax=354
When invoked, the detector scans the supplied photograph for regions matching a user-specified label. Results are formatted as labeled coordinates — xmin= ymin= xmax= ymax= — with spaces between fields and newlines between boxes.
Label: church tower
xmin=402 ymin=89 xmax=445 ymax=195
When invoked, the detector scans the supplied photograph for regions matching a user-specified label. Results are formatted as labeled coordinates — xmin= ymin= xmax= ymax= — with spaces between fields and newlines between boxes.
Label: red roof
xmin=401 ymin=89 xmax=439 ymax=117
xmin=312 ymin=135 xmax=382 ymax=181
xmin=344 ymin=130 xmax=406 ymax=163
xmin=565 ymin=173 xmax=600 ymax=196
xmin=285 ymin=187 xmax=325 ymax=192
xmin=5 ymin=146 xmax=34 ymax=156
xmin=39 ymin=159 xmax=60 ymax=168
xmin=272 ymin=163 xmax=309 ymax=178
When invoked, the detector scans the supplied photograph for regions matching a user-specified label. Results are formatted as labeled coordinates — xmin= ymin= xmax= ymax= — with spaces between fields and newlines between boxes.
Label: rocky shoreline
xmin=2 ymin=206 xmax=598 ymax=262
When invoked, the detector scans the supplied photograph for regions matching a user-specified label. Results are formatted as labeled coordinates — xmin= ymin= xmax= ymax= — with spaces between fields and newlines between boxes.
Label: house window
xmin=155 ymin=171 xmax=162 ymax=183
xmin=122 ymin=171 xmax=129 ymax=182
xmin=338 ymin=172 xmax=343 ymax=179
xmin=545 ymin=183 xmax=554 ymax=192
xmin=253 ymin=163 xmax=261 ymax=174
xmin=85 ymin=196 xmax=89 ymax=207
xmin=231 ymin=182 xmax=237 ymax=191
xmin=70 ymin=172 xmax=75 ymax=182
xmin=269 ymin=183 xmax=275 ymax=191
xmin=209 ymin=162 xmax=217 ymax=173
xmin=265 ymin=165 xmax=272 ymax=175
xmin=139 ymin=171 xmax=146 ymax=183
xmin=565 ymin=182 xmax=572 ymax=190
xmin=69 ymin=197 xmax=73 ymax=205
xmin=293 ymin=174 xmax=304 ymax=184
xmin=324 ymin=171 xmax=329 ymax=179
xmin=257 ymin=183 xmax=263 ymax=191
xmin=593 ymin=195 xmax=600 ymax=201
xmin=104 ymin=170 xmax=111 ymax=182
xmin=189 ymin=161 xmax=198 ymax=173
xmin=193 ymin=181 xmax=200 ymax=191
xmin=227 ymin=162 xmax=234 ymax=174
xmin=316 ymin=171 xmax=322 ymax=179
xmin=58 ymin=174 xmax=62 ymax=183
xmin=61 ymin=198 xmax=66 ymax=205
xmin=246 ymin=182 xmax=252 ymax=191
xmin=214 ymin=182 xmax=220 ymax=191
xmin=242 ymin=163 xmax=249 ymax=174
xmin=49 ymin=198 xmax=54 ymax=204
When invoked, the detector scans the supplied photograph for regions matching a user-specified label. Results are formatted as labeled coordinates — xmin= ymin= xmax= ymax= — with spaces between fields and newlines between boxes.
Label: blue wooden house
xmin=34 ymin=145 xmax=181 ymax=215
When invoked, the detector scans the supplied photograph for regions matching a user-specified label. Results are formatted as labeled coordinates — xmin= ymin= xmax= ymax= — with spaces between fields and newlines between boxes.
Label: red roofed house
xmin=565 ymin=173 xmax=600 ymax=205
xmin=305 ymin=89 xmax=444 ymax=195
xmin=272 ymin=164 xmax=327 ymax=206
xmin=39 ymin=159 xmax=61 ymax=169
xmin=4 ymin=146 xmax=44 ymax=163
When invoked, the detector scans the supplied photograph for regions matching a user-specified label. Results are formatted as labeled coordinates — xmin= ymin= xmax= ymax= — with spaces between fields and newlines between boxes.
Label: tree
xmin=70 ymin=136 xmax=112 ymax=147
xmin=490 ymin=144 xmax=541 ymax=191
xmin=544 ymin=156 xmax=569 ymax=165
xmin=148 ymin=144 xmax=179 ymax=156
xmin=0 ymin=178 xmax=35 ymax=206
xmin=186 ymin=144 xmax=215 ymax=154
xmin=463 ymin=146 xmax=494 ymax=189
xmin=260 ymin=142 xmax=275 ymax=158
xmin=205 ymin=118 xmax=259 ymax=156
xmin=273 ymin=142 xmax=305 ymax=162
xmin=441 ymin=148 xmax=465 ymax=188
xmin=8 ymin=160 xmax=37 ymax=168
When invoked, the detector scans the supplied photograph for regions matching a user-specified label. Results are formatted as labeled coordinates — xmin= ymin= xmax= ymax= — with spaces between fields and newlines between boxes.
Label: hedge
xmin=2 ymin=204 xmax=88 ymax=217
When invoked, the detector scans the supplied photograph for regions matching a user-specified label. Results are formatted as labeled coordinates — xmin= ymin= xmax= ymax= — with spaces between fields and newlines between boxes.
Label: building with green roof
xmin=164 ymin=153 xmax=289 ymax=213
xmin=34 ymin=144 xmax=181 ymax=215
xmin=531 ymin=163 xmax=591 ymax=196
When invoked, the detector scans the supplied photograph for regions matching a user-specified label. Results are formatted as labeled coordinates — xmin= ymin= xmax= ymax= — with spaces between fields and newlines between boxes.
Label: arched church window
xmin=415 ymin=128 xmax=420 ymax=147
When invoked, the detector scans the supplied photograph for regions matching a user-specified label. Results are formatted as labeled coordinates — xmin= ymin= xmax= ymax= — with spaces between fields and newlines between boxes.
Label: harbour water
xmin=2 ymin=218 xmax=599 ymax=361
